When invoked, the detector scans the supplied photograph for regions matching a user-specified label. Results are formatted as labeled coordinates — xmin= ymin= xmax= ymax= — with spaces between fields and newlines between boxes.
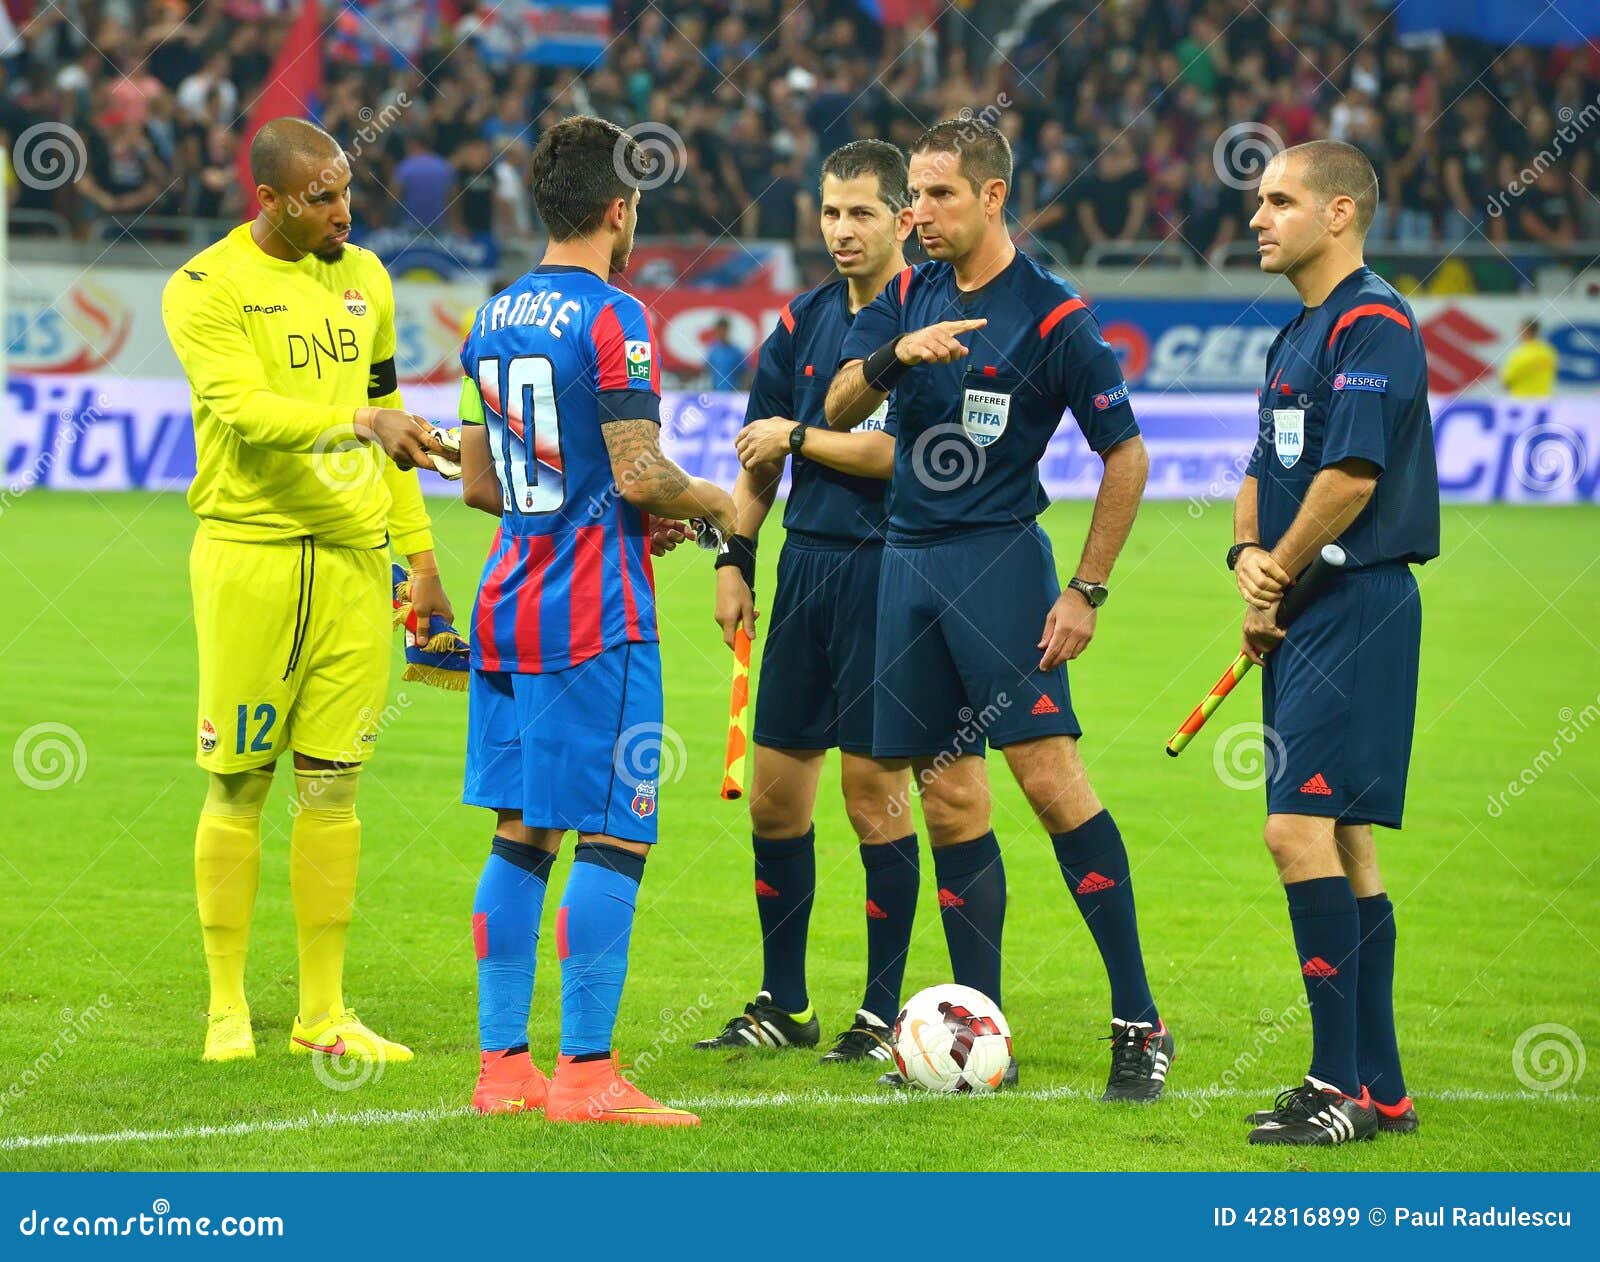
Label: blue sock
xmin=1286 ymin=876 xmax=1361 ymax=1096
xmin=931 ymin=832 xmax=1005 ymax=1009
xmin=861 ymin=834 xmax=919 ymax=1024
xmin=473 ymin=837 xmax=554 ymax=1053
xmin=557 ymin=842 xmax=646 ymax=1058
xmin=1051 ymin=811 xmax=1158 ymax=1026
xmin=753 ymin=828 xmax=815 ymax=1014
xmin=1356 ymin=894 xmax=1407 ymax=1105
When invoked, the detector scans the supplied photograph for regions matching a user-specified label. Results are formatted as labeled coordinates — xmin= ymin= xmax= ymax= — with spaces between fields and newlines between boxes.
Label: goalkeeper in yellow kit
xmin=162 ymin=117 xmax=452 ymax=1064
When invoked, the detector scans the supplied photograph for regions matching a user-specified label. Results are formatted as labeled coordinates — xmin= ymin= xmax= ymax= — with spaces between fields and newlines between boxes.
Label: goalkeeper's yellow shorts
xmin=189 ymin=530 xmax=392 ymax=772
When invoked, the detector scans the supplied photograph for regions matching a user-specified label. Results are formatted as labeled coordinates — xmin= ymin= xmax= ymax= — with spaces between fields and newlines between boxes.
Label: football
xmin=891 ymin=984 xmax=1013 ymax=1094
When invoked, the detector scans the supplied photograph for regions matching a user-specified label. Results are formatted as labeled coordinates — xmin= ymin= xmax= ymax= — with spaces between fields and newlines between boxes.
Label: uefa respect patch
xmin=1093 ymin=381 xmax=1130 ymax=411
xmin=1332 ymin=372 xmax=1387 ymax=393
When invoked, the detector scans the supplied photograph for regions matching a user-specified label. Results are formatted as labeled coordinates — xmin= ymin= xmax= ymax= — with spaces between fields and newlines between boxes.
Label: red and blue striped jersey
xmin=459 ymin=264 xmax=662 ymax=674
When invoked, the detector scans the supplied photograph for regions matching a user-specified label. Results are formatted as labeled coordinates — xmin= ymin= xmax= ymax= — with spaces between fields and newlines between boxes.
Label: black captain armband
xmin=368 ymin=357 xmax=398 ymax=399
xmin=714 ymin=533 xmax=758 ymax=594
xmin=862 ymin=337 xmax=910 ymax=392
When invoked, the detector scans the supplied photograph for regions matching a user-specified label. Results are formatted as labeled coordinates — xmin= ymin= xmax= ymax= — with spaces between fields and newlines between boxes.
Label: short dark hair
xmin=1283 ymin=139 xmax=1379 ymax=236
xmin=820 ymin=139 xmax=910 ymax=212
xmin=909 ymin=118 xmax=1012 ymax=194
xmin=1523 ymin=317 xmax=1541 ymax=336
xmin=250 ymin=116 xmax=341 ymax=192
xmin=530 ymin=115 xmax=638 ymax=241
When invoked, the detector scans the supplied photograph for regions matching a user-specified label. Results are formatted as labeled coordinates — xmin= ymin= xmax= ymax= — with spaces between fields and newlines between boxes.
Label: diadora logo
xmin=1332 ymin=372 xmax=1387 ymax=393
xmin=1093 ymin=381 xmax=1130 ymax=411
xmin=243 ymin=303 xmax=288 ymax=315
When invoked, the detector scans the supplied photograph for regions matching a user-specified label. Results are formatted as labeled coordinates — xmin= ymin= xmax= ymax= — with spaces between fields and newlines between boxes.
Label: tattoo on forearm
xmin=602 ymin=418 xmax=691 ymax=505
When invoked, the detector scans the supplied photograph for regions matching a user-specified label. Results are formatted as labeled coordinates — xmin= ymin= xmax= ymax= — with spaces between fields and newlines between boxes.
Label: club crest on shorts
xmin=343 ymin=288 xmax=367 ymax=317
xmin=961 ymin=387 xmax=1010 ymax=447
xmin=198 ymin=717 xmax=217 ymax=754
xmin=631 ymin=779 xmax=657 ymax=819
xmin=1273 ymin=407 xmax=1305 ymax=469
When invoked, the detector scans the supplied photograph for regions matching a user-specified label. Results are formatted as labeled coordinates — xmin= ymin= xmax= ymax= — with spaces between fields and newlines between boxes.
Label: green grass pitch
xmin=1 ymin=491 xmax=1595 ymax=1172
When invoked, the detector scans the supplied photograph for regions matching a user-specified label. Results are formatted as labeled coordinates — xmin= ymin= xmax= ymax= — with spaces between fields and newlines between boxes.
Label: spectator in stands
xmin=1501 ymin=318 xmax=1559 ymax=397
xmin=392 ymin=131 xmax=456 ymax=236
xmin=1518 ymin=166 xmax=1579 ymax=247
xmin=78 ymin=110 xmax=167 ymax=236
xmin=704 ymin=318 xmax=748 ymax=392
xmin=1078 ymin=131 xmax=1148 ymax=255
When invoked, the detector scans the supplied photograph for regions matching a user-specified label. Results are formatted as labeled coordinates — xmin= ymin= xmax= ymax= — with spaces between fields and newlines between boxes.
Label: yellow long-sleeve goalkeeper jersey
xmin=161 ymin=222 xmax=433 ymax=554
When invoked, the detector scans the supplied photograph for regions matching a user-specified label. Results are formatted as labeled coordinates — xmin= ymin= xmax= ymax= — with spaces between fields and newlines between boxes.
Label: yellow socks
xmin=195 ymin=769 xmax=272 ymax=1015
xmin=289 ymin=767 xmax=362 ymax=1026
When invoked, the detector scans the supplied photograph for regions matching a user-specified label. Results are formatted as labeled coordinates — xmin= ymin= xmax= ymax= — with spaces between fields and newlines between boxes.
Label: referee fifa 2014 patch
xmin=962 ymin=387 xmax=1010 ymax=447
xmin=1332 ymin=372 xmax=1387 ymax=392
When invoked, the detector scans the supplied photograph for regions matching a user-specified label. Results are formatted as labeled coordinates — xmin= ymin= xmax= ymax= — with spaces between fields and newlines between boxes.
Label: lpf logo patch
xmin=198 ymin=717 xmax=217 ymax=754
xmin=961 ymin=388 xmax=1010 ymax=447
xmin=625 ymin=339 xmax=652 ymax=382
xmin=343 ymin=288 xmax=367 ymax=317
xmin=857 ymin=399 xmax=890 ymax=433
xmin=631 ymin=779 xmax=657 ymax=819
xmin=1273 ymin=408 xmax=1305 ymax=469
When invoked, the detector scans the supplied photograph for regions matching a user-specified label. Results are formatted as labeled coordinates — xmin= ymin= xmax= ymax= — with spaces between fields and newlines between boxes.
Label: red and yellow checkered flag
xmin=721 ymin=628 xmax=752 ymax=800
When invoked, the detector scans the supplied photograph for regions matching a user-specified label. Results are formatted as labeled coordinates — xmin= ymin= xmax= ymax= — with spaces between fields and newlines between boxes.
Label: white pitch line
xmin=0 ymin=1085 xmax=1584 ymax=1153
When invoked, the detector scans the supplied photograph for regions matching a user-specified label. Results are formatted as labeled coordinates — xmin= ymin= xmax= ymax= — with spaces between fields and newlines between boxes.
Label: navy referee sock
xmin=1051 ymin=810 xmax=1158 ymax=1026
xmin=860 ymin=834 xmax=919 ymax=1024
xmin=753 ymin=828 xmax=815 ymax=1015
xmin=1355 ymin=893 xmax=1408 ymax=1105
xmin=1285 ymin=876 xmax=1361 ymax=1097
xmin=931 ymin=832 xmax=1005 ymax=1009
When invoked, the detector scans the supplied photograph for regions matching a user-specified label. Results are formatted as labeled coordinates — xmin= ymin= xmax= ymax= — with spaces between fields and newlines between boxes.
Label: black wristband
xmin=714 ymin=533 xmax=757 ymax=593
xmin=1227 ymin=541 xmax=1262 ymax=571
xmin=862 ymin=337 xmax=910 ymax=392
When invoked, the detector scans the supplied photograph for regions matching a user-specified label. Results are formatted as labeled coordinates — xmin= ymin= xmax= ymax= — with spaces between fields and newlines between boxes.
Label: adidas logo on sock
xmin=1301 ymin=956 xmax=1339 ymax=978
xmin=754 ymin=879 xmax=781 ymax=898
xmin=1031 ymin=694 xmax=1061 ymax=715
xmin=1299 ymin=772 xmax=1333 ymax=796
xmin=865 ymin=899 xmax=888 ymax=920
xmin=937 ymin=887 xmax=965 ymax=909
xmin=1075 ymin=871 xmax=1116 ymax=894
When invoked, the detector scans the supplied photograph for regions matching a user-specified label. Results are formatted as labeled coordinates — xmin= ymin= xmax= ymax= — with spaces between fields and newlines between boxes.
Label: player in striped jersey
xmin=455 ymin=116 xmax=735 ymax=1126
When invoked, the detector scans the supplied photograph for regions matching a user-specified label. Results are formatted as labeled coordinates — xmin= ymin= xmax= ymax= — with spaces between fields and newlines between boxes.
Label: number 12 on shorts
xmin=235 ymin=703 xmax=277 ymax=754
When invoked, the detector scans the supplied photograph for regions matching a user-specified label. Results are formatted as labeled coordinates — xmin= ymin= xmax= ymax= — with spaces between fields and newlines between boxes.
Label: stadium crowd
xmin=2 ymin=0 xmax=1597 ymax=264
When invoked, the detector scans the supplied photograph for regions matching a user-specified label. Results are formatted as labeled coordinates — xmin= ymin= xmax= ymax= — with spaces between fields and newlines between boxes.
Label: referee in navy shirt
xmin=828 ymin=120 xmax=1172 ymax=1102
xmin=1233 ymin=140 xmax=1440 ymax=1147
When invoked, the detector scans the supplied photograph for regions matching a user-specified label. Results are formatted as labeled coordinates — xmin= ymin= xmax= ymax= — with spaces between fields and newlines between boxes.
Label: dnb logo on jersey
xmin=625 ymin=339 xmax=651 ymax=383
xmin=961 ymin=387 xmax=1010 ymax=447
xmin=343 ymin=288 xmax=367 ymax=317
xmin=1273 ymin=407 xmax=1305 ymax=469
xmin=631 ymin=779 xmax=657 ymax=819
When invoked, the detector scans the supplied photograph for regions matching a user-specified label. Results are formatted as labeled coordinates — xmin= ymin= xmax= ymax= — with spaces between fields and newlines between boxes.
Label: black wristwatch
xmin=1227 ymin=541 xmax=1262 ymax=571
xmin=1067 ymin=577 xmax=1109 ymax=608
xmin=788 ymin=422 xmax=807 ymax=455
